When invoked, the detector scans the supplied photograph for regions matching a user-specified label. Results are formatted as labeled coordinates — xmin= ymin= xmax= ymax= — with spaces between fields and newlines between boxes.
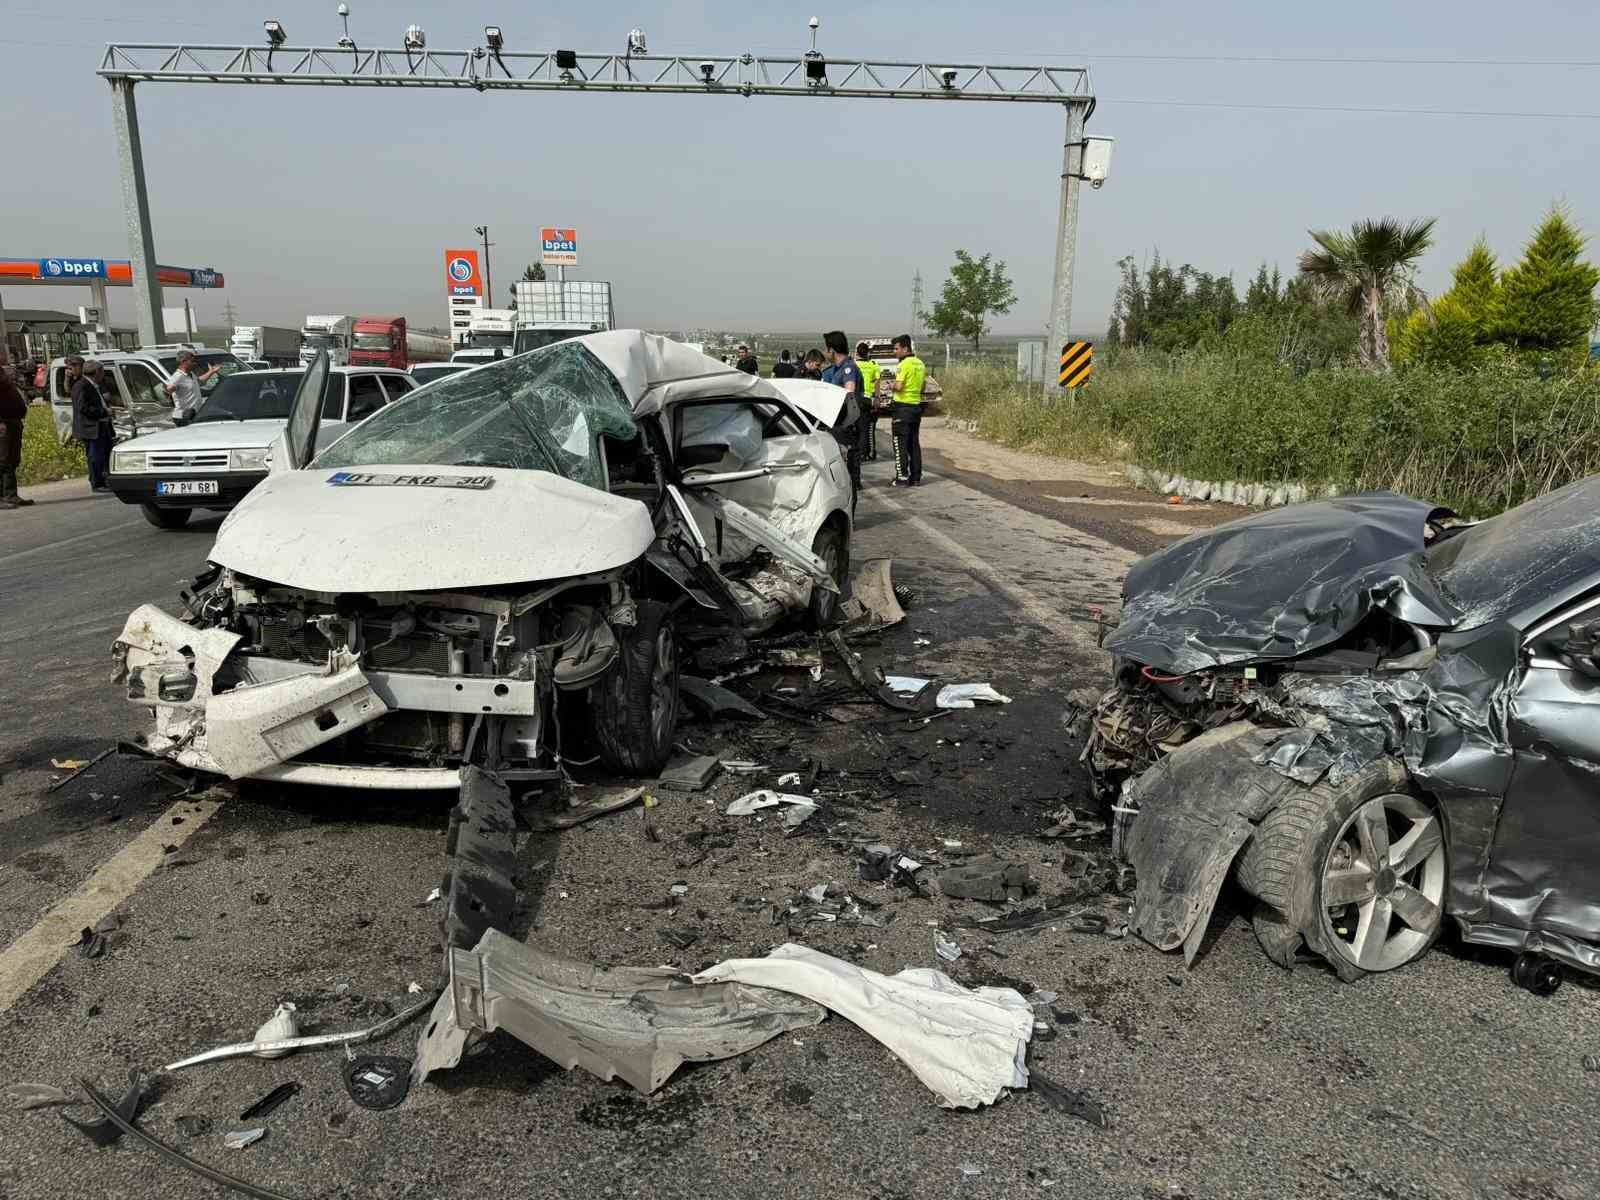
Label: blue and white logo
xmin=191 ymin=267 xmax=220 ymax=288
xmin=450 ymin=284 xmax=478 ymax=296
xmin=40 ymin=257 xmax=106 ymax=279
xmin=448 ymin=256 xmax=473 ymax=282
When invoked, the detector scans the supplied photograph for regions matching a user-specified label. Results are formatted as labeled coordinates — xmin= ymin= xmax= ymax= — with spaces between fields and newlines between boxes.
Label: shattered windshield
xmin=1427 ymin=476 xmax=1600 ymax=629
xmin=312 ymin=341 xmax=637 ymax=489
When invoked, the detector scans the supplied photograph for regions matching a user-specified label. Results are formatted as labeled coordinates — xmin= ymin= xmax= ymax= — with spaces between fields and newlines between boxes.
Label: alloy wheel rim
xmin=1319 ymin=792 xmax=1446 ymax=972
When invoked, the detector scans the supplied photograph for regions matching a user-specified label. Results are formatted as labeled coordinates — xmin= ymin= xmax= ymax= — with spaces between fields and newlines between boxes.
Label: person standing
xmin=823 ymin=330 xmax=864 ymax=511
xmin=772 ymin=349 xmax=797 ymax=379
xmin=800 ymin=349 xmax=825 ymax=381
xmin=72 ymin=358 xmax=115 ymax=492
xmin=887 ymin=334 xmax=925 ymax=486
xmin=735 ymin=345 xmax=759 ymax=375
xmin=163 ymin=349 xmax=221 ymax=420
xmin=855 ymin=341 xmax=881 ymax=462
xmin=0 ymin=348 xmax=33 ymax=508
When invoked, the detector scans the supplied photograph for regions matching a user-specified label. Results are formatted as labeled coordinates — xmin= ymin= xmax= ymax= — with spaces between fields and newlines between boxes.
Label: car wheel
xmin=804 ymin=524 xmax=849 ymax=630
xmin=1237 ymin=760 xmax=1446 ymax=981
xmin=592 ymin=600 xmax=678 ymax=775
xmin=140 ymin=504 xmax=192 ymax=529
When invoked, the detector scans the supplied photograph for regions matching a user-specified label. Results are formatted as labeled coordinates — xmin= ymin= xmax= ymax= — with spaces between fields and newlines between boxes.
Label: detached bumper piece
xmin=412 ymin=928 xmax=827 ymax=1094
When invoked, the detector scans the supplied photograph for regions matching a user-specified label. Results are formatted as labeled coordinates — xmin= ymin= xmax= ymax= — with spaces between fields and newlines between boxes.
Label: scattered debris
xmin=530 ymin=785 xmax=648 ymax=831
xmin=46 ymin=747 xmax=116 ymax=792
xmin=174 ymin=1115 xmax=212 ymax=1138
xmin=720 ymin=760 xmax=767 ymax=774
xmin=1041 ymin=807 xmax=1108 ymax=840
xmin=413 ymin=929 xmax=827 ymax=1093
xmin=934 ymin=930 xmax=963 ymax=962
xmin=725 ymin=790 xmax=818 ymax=830
xmin=62 ymin=1070 xmax=148 ymax=1147
xmin=5 ymin=1082 xmax=76 ymax=1111
xmin=441 ymin=766 xmax=519 ymax=953
xmin=857 ymin=845 xmax=926 ymax=890
xmin=886 ymin=677 xmax=1012 ymax=709
xmin=679 ymin=676 xmax=767 ymax=720
xmin=658 ymin=754 xmax=721 ymax=791
xmin=239 ymin=1082 xmax=298 ymax=1121
xmin=223 ymin=1128 xmax=266 ymax=1150
xmin=51 ymin=757 xmax=91 ymax=771
xmin=938 ymin=856 xmax=1039 ymax=903
xmin=697 ymin=943 xmax=1032 ymax=1108
xmin=776 ymin=771 xmax=804 ymax=788
xmin=848 ymin=559 xmax=907 ymax=631
xmin=420 ymin=887 xmax=443 ymax=905
xmin=76 ymin=914 xmax=122 ymax=959
xmin=781 ymin=883 xmax=889 ymax=928
xmin=252 ymin=1003 xmax=298 ymax=1058
xmin=406 ymin=982 xmax=424 ymax=995
xmin=342 ymin=1056 xmax=411 ymax=1110
xmin=669 ymin=882 xmax=690 ymax=897
xmin=166 ymin=992 xmax=436 ymax=1071
xmin=659 ymin=927 xmax=701 ymax=950
xmin=1031 ymin=1070 xmax=1110 ymax=1128
xmin=826 ymin=631 xmax=930 ymax=711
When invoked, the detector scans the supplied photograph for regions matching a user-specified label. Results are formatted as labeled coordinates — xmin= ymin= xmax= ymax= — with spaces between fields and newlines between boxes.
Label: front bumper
xmin=109 ymin=469 xmax=267 ymax=509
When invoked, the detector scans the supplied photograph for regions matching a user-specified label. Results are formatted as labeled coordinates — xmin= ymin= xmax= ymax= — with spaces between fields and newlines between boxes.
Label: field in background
xmin=19 ymin=405 xmax=86 ymax=487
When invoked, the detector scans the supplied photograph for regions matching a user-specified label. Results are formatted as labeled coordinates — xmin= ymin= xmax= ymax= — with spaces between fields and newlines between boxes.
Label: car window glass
xmin=678 ymin=401 xmax=800 ymax=466
xmin=118 ymin=362 xmax=164 ymax=406
xmin=379 ymin=375 xmax=413 ymax=405
xmin=320 ymin=375 xmax=347 ymax=420
xmin=193 ymin=372 xmax=304 ymax=423
xmin=314 ymin=342 xmax=637 ymax=489
xmin=345 ymin=375 xmax=386 ymax=422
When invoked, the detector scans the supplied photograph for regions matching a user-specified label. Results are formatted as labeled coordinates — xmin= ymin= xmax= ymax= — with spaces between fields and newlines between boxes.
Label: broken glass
xmin=315 ymin=343 xmax=638 ymax=489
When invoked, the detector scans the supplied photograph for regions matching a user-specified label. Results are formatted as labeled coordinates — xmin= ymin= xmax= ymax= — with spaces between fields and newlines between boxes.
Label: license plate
xmin=156 ymin=480 xmax=219 ymax=496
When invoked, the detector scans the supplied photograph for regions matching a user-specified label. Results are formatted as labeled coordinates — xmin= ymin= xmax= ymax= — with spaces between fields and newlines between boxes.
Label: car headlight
xmin=231 ymin=447 xmax=271 ymax=471
xmin=111 ymin=450 xmax=146 ymax=474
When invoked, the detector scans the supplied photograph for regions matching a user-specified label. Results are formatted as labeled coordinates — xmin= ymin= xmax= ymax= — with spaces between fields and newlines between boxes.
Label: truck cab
xmin=299 ymin=315 xmax=352 ymax=367
xmin=349 ymin=316 xmax=408 ymax=370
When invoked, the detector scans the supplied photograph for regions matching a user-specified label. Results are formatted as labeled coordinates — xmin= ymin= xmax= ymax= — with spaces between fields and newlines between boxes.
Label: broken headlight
xmin=230 ymin=448 xmax=271 ymax=472
xmin=111 ymin=450 xmax=147 ymax=474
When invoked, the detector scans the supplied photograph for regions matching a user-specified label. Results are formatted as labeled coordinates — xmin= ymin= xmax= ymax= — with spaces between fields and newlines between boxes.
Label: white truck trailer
xmin=298 ymin=315 xmax=352 ymax=367
xmin=229 ymin=325 xmax=301 ymax=366
xmin=512 ymin=282 xmax=615 ymax=355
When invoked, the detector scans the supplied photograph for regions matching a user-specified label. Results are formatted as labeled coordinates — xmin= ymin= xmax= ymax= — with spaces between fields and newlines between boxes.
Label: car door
xmin=317 ymin=373 xmax=386 ymax=451
xmin=114 ymin=361 xmax=176 ymax=439
xmin=1490 ymin=593 xmax=1600 ymax=939
xmin=378 ymin=374 xmax=414 ymax=406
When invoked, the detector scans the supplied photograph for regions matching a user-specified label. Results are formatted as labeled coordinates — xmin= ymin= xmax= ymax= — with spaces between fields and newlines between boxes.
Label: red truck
xmin=348 ymin=316 xmax=451 ymax=370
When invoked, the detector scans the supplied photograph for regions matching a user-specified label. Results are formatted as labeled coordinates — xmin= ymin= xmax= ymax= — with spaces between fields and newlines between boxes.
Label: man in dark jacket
xmin=771 ymin=349 xmax=797 ymax=379
xmin=734 ymin=345 xmax=759 ymax=375
xmin=71 ymin=357 xmax=115 ymax=492
xmin=0 ymin=348 xmax=32 ymax=508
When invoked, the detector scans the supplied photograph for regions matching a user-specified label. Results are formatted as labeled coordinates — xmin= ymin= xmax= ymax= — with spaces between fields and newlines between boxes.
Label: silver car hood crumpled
xmin=210 ymin=464 xmax=656 ymax=593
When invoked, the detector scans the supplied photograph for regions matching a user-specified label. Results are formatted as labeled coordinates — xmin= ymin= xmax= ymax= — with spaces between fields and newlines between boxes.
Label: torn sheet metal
xmin=412 ymin=929 xmax=826 ymax=1093
xmin=848 ymin=558 xmax=906 ymax=631
xmin=695 ymin=942 xmax=1032 ymax=1109
xmin=726 ymin=790 xmax=817 ymax=829
xmin=679 ymin=675 xmax=766 ymax=720
xmin=827 ymin=631 xmax=932 ymax=712
xmin=694 ymin=491 xmax=839 ymax=592
xmin=203 ymin=663 xmax=388 ymax=780
xmin=1123 ymin=723 xmax=1290 ymax=963
xmin=1106 ymin=492 xmax=1457 ymax=675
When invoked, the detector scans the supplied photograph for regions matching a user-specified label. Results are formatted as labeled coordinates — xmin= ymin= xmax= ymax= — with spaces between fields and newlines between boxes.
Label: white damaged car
xmin=113 ymin=332 xmax=855 ymax=790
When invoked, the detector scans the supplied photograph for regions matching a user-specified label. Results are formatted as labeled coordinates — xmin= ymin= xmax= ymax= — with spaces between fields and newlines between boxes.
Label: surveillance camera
xmin=263 ymin=19 xmax=286 ymax=46
xmin=627 ymin=28 xmax=648 ymax=54
xmin=699 ymin=60 xmax=716 ymax=82
xmin=484 ymin=25 xmax=503 ymax=50
xmin=940 ymin=67 xmax=957 ymax=89
xmin=808 ymin=15 xmax=820 ymax=28
xmin=337 ymin=3 xmax=349 ymax=16
xmin=404 ymin=23 xmax=425 ymax=49
xmin=1091 ymin=178 xmax=1104 ymax=189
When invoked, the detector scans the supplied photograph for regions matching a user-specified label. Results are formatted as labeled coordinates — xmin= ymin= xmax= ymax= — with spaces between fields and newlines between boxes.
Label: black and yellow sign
xmin=1059 ymin=341 xmax=1093 ymax=388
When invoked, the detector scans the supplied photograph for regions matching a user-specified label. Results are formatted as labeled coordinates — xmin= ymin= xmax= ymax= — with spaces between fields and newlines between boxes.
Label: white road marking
xmin=0 ymin=797 xmax=224 ymax=1013
xmin=874 ymin=484 xmax=1110 ymax=653
xmin=0 ymin=518 xmax=146 ymax=567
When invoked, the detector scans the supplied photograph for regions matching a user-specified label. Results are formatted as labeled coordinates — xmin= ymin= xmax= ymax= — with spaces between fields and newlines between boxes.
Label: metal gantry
xmin=99 ymin=43 xmax=1095 ymax=353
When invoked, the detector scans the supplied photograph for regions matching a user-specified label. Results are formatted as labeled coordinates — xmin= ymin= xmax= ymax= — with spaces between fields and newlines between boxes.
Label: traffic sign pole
xmin=110 ymin=79 xmax=165 ymax=346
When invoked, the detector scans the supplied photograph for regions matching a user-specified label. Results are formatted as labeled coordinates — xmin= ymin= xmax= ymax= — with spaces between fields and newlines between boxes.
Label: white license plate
xmin=156 ymin=480 xmax=219 ymax=496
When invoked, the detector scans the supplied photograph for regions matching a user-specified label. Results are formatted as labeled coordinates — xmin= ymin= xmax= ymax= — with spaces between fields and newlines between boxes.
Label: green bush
xmin=19 ymin=403 xmax=87 ymax=486
xmin=938 ymin=353 xmax=1600 ymax=518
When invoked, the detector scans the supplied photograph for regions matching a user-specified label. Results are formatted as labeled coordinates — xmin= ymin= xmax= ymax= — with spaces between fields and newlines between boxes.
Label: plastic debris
xmin=165 ymin=992 xmax=436 ymax=1071
xmin=696 ymin=943 xmax=1032 ymax=1108
xmin=669 ymin=883 xmax=690 ymax=896
xmin=776 ymin=772 xmax=804 ymax=788
xmin=343 ymin=1055 xmax=411 ymax=1110
xmin=51 ymin=758 xmax=90 ymax=770
xmin=934 ymin=930 xmax=963 ymax=961
xmin=62 ymin=1070 xmax=148 ymax=1147
xmin=938 ymin=856 xmax=1039 ymax=903
xmin=420 ymin=886 xmax=443 ymax=905
xmin=1031 ymin=1069 xmax=1110 ymax=1128
xmin=531 ymin=785 xmax=647 ymax=830
xmin=679 ymin=675 xmax=767 ymax=720
xmin=239 ymin=1082 xmax=298 ymax=1121
xmin=5 ymin=1082 xmax=76 ymax=1111
xmin=174 ymin=1115 xmax=212 ymax=1137
xmin=721 ymin=760 xmax=767 ymax=774
xmin=658 ymin=754 xmax=721 ymax=791
xmin=406 ymin=981 xmax=424 ymax=995
xmin=223 ymin=1127 xmax=266 ymax=1150
xmin=76 ymin=914 xmax=122 ymax=959
xmin=935 ymin=684 xmax=1012 ymax=709
xmin=251 ymin=1003 xmax=298 ymax=1059
xmin=725 ymin=790 xmax=818 ymax=829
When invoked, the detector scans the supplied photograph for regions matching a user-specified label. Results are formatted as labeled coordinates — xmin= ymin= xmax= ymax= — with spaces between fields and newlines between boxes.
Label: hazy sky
xmin=4 ymin=0 xmax=1599 ymax=338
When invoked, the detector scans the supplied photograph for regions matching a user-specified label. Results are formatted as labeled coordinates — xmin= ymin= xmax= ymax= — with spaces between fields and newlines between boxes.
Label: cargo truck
xmin=349 ymin=317 xmax=452 ymax=370
xmin=512 ymin=281 xmax=615 ymax=355
xmin=450 ymin=308 xmax=517 ymax=364
xmin=298 ymin=315 xmax=352 ymax=367
xmin=229 ymin=325 xmax=301 ymax=367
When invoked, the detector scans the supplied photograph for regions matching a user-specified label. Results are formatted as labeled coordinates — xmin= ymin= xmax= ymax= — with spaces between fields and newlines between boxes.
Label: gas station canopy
xmin=0 ymin=257 xmax=224 ymax=288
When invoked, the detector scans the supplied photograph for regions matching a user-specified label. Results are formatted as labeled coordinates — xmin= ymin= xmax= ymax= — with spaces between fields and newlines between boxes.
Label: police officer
xmin=887 ymin=334 xmax=925 ymax=486
xmin=823 ymin=330 xmax=863 ymax=511
xmin=855 ymin=341 xmax=881 ymax=461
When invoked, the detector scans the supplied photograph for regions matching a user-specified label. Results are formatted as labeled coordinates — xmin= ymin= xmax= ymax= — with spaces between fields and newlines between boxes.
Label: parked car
xmin=409 ymin=361 xmax=473 ymax=386
xmin=47 ymin=347 xmax=246 ymax=444
xmin=112 ymin=333 xmax=853 ymax=790
xmin=108 ymin=365 xmax=414 ymax=528
xmin=1085 ymin=481 xmax=1600 ymax=985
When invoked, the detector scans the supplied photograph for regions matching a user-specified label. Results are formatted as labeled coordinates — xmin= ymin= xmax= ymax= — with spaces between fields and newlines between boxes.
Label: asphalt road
xmin=1 ymin=428 xmax=1595 ymax=1200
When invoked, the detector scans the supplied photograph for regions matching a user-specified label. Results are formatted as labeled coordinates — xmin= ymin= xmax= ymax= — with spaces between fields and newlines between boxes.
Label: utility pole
xmin=474 ymin=225 xmax=494 ymax=310
xmin=910 ymin=271 xmax=925 ymax=339
xmin=109 ymin=78 xmax=164 ymax=346
xmin=1043 ymin=101 xmax=1088 ymax=368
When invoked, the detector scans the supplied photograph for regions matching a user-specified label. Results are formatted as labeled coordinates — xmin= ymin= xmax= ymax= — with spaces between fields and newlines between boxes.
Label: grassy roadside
xmin=937 ymin=354 xmax=1600 ymax=519
xmin=19 ymin=404 xmax=87 ymax=487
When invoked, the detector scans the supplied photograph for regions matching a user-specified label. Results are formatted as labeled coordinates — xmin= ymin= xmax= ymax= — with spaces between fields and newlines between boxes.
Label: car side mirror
xmin=678 ymin=442 xmax=728 ymax=469
xmin=1560 ymin=620 xmax=1600 ymax=678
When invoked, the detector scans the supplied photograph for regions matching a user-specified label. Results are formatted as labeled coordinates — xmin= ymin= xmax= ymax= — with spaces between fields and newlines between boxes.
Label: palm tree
xmin=1298 ymin=218 xmax=1436 ymax=370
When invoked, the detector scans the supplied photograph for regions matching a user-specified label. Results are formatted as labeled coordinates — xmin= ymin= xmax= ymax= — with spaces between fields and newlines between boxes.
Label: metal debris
xmin=223 ymin=1127 xmax=266 ymax=1150
xmin=165 ymin=992 xmax=437 ymax=1071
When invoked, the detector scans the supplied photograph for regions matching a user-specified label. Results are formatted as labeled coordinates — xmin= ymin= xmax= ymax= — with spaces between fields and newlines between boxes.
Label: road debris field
xmin=1 ymin=430 xmax=1596 ymax=1200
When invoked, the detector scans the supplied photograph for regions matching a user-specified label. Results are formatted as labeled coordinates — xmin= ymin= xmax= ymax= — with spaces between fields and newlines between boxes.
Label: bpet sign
xmin=540 ymin=228 xmax=577 ymax=267
xmin=40 ymin=257 xmax=107 ymax=279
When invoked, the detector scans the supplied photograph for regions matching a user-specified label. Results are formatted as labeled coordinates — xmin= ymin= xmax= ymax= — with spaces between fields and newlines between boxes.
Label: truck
xmin=299 ymin=315 xmax=352 ymax=367
xmin=511 ymin=281 xmax=616 ymax=355
xmin=450 ymin=308 xmax=518 ymax=365
xmin=348 ymin=317 xmax=452 ymax=371
xmin=229 ymin=325 xmax=301 ymax=367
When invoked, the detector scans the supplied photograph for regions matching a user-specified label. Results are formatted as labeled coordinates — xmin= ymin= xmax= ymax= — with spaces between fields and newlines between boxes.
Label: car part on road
xmin=441 ymin=766 xmax=520 ymax=952
xmin=938 ymin=856 xmax=1038 ymax=903
xmin=238 ymin=1082 xmax=298 ymax=1121
xmin=76 ymin=914 xmax=122 ymax=959
xmin=1510 ymin=952 xmax=1563 ymax=996
xmin=5 ymin=1082 xmax=77 ymax=1110
xmin=696 ymin=943 xmax=1032 ymax=1109
xmin=412 ymin=929 xmax=827 ymax=1094
xmin=223 ymin=1127 xmax=266 ymax=1150
xmin=846 ymin=558 xmax=906 ymax=632
xmin=527 ymin=784 xmax=649 ymax=831
xmin=251 ymin=1003 xmax=297 ymax=1058
xmin=77 ymin=1076 xmax=301 ymax=1200
xmin=165 ymin=992 xmax=437 ymax=1071
xmin=678 ymin=674 xmax=767 ymax=720
xmin=934 ymin=930 xmax=963 ymax=961
xmin=1029 ymin=1069 xmax=1110 ymax=1128
xmin=657 ymin=752 xmax=720 ymax=790
xmin=725 ymin=790 xmax=818 ymax=829
xmin=825 ymin=630 xmax=931 ymax=712
xmin=45 ymin=747 xmax=116 ymax=793
xmin=342 ymin=1055 xmax=412 ymax=1110
xmin=61 ymin=1069 xmax=148 ymax=1147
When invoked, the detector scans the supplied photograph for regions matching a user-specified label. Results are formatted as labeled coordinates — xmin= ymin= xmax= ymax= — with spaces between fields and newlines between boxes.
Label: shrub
xmin=19 ymin=403 xmax=86 ymax=486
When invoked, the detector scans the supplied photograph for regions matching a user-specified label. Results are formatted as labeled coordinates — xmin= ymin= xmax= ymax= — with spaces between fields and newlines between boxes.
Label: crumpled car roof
xmin=1105 ymin=491 xmax=1459 ymax=674
xmin=578 ymin=330 xmax=788 ymax=416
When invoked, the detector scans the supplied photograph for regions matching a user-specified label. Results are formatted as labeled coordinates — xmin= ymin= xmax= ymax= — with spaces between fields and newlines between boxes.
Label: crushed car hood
xmin=212 ymin=465 xmax=656 ymax=593
xmin=1106 ymin=491 xmax=1460 ymax=674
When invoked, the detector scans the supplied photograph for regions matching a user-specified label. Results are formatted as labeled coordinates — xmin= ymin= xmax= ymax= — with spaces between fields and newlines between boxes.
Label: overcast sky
xmin=4 ymin=0 xmax=1599 ymax=338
